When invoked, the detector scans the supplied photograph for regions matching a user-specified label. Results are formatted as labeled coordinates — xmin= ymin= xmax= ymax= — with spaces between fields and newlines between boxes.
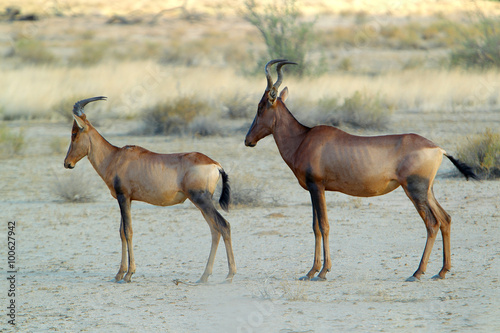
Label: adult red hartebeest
xmin=64 ymin=96 xmax=236 ymax=283
xmin=245 ymin=59 xmax=478 ymax=281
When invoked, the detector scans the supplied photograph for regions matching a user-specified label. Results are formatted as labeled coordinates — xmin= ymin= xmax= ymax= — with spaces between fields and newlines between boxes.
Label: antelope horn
xmin=273 ymin=61 xmax=297 ymax=91
xmin=265 ymin=59 xmax=287 ymax=91
xmin=72 ymin=96 xmax=107 ymax=116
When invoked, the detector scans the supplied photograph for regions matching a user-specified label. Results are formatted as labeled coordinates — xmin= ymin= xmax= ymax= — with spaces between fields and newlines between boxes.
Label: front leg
xmin=307 ymin=183 xmax=331 ymax=281
xmin=300 ymin=183 xmax=331 ymax=281
xmin=299 ymin=211 xmax=322 ymax=281
xmin=116 ymin=194 xmax=135 ymax=283
xmin=115 ymin=217 xmax=128 ymax=282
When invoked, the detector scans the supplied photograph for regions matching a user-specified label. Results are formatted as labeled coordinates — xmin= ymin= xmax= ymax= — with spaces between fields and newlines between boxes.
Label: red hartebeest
xmin=245 ymin=59 xmax=478 ymax=281
xmin=64 ymin=96 xmax=236 ymax=283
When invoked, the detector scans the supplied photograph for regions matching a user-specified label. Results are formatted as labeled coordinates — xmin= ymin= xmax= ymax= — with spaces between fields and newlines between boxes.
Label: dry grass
xmin=5 ymin=0 xmax=500 ymax=17
xmin=458 ymin=128 xmax=500 ymax=179
xmin=51 ymin=172 xmax=97 ymax=203
xmin=1 ymin=63 xmax=499 ymax=121
xmin=0 ymin=125 xmax=24 ymax=156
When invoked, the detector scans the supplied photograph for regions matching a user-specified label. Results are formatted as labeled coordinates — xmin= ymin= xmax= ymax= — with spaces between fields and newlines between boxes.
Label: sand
xmin=1 ymin=113 xmax=498 ymax=332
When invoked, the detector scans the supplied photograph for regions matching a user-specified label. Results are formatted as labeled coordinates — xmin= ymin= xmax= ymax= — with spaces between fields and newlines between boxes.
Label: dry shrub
xmin=69 ymin=40 xmax=109 ymax=66
xmin=312 ymin=91 xmax=393 ymax=130
xmin=221 ymin=92 xmax=256 ymax=119
xmin=458 ymin=128 xmax=500 ymax=179
xmin=51 ymin=97 xmax=79 ymax=122
xmin=141 ymin=96 xmax=213 ymax=135
xmin=51 ymin=173 xmax=96 ymax=203
xmin=226 ymin=172 xmax=264 ymax=208
xmin=0 ymin=125 xmax=24 ymax=157
xmin=187 ymin=116 xmax=222 ymax=137
xmin=8 ymin=37 xmax=56 ymax=65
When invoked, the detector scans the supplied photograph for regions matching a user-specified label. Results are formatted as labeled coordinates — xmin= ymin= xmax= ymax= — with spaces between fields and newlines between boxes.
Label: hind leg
xmin=190 ymin=191 xmax=236 ymax=283
xmin=198 ymin=213 xmax=221 ymax=283
xmin=402 ymin=176 xmax=441 ymax=281
xmin=431 ymin=193 xmax=452 ymax=280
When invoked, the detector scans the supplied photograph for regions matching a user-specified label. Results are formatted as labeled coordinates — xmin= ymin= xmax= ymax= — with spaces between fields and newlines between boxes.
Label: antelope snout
xmin=64 ymin=161 xmax=74 ymax=169
xmin=244 ymin=138 xmax=256 ymax=147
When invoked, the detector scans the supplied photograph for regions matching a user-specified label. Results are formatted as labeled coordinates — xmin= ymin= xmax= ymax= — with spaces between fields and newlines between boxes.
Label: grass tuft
xmin=312 ymin=91 xmax=394 ymax=130
xmin=0 ymin=125 xmax=24 ymax=157
xmin=457 ymin=128 xmax=500 ymax=179
xmin=51 ymin=173 xmax=97 ymax=203
xmin=141 ymin=96 xmax=213 ymax=135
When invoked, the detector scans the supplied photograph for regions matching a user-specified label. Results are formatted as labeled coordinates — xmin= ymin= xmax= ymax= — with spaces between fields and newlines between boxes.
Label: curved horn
xmin=265 ymin=59 xmax=287 ymax=91
xmin=73 ymin=96 xmax=107 ymax=116
xmin=273 ymin=61 xmax=297 ymax=91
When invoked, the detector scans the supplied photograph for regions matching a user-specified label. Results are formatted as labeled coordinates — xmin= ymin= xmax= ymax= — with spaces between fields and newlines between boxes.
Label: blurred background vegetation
xmin=0 ymin=0 xmax=499 ymax=177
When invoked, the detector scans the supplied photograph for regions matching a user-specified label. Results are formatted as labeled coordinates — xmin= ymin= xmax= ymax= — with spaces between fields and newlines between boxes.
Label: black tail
xmin=445 ymin=154 xmax=480 ymax=181
xmin=219 ymin=169 xmax=231 ymax=212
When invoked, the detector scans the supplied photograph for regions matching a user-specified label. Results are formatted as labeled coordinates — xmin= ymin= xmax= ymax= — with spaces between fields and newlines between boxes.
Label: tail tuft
xmin=219 ymin=169 xmax=231 ymax=212
xmin=445 ymin=155 xmax=480 ymax=181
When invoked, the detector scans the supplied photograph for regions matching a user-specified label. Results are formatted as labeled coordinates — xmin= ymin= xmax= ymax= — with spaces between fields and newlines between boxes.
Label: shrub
xmin=457 ymin=128 xmax=500 ymax=179
xmin=338 ymin=91 xmax=394 ymax=130
xmin=10 ymin=37 xmax=55 ymax=64
xmin=313 ymin=91 xmax=393 ymax=130
xmin=221 ymin=92 xmax=256 ymax=119
xmin=69 ymin=40 xmax=109 ymax=66
xmin=141 ymin=96 xmax=212 ymax=135
xmin=0 ymin=125 xmax=24 ymax=157
xmin=242 ymin=0 xmax=316 ymax=76
xmin=52 ymin=173 xmax=97 ymax=202
xmin=229 ymin=172 xmax=264 ymax=208
xmin=188 ymin=116 xmax=222 ymax=137
xmin=450 ymin=10 xmax=500 ymax=69
xmin=52 ymin=97 xmax=79 ymax=122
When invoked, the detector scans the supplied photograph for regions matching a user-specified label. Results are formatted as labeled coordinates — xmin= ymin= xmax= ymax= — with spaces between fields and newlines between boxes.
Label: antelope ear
xmin=73 ymin=114 xmax=87 ymax=130
xmin=279 ymin=87 xmax=289 ymax=102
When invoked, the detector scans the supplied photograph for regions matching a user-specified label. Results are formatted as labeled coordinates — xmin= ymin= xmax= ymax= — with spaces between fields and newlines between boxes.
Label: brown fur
xmin=65 ymin=107 xmax=236 ymax=283
xmin=245 ymin=60 xmax=476 ymax=281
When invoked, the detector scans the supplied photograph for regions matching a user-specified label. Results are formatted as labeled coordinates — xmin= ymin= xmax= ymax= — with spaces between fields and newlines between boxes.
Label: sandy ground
xmin=0 ymin=106 xmax=499 ymax=332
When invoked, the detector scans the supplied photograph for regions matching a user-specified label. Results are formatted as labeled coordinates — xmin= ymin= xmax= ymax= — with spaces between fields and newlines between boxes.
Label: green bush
xmin=141 ymin=96 xmax=212 ymax=135
xmin=242 ymin=0 xmax=316 ymax=76
xmin=458 ymin=129 xmax=500 ymax=179
xmin=450 ymin=10 xmax=500 ymax=69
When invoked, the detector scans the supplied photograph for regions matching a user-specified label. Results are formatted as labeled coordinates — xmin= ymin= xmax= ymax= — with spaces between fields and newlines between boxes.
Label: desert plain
xmin=0 ymin=0 xmax=499 ymax=332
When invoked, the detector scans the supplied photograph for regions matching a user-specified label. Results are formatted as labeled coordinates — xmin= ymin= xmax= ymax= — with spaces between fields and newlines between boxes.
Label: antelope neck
xmin=272 ymin=106 xmax=310 ymax=166
xmin=87 ymin=126 xmax=119 ymax=181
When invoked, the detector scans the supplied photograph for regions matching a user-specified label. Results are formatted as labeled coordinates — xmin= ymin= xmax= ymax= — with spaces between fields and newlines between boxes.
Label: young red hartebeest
xmin=245 ymin=59 xmax=478 ymax=281
xmin=64 ymin=96 xmax=236 ymax=283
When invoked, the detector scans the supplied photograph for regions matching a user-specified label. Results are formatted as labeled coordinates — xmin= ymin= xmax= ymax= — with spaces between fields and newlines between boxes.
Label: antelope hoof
xmin=123 ymin=273 xmax=133 ymax=283
xmin=299 ymin=275 xmax=311 ymax=281
xmin=311 ymin=276 xmax=327 ymax=282
xmin=405 ymin=276 xmax=420 ymax=282
xmin=115 ymin=273 xmax=125 ymax=282
xmin=196 ymin=276 xmax=209 ymax=284
xmin=431 ymin=274 xmax=444 ymax=281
